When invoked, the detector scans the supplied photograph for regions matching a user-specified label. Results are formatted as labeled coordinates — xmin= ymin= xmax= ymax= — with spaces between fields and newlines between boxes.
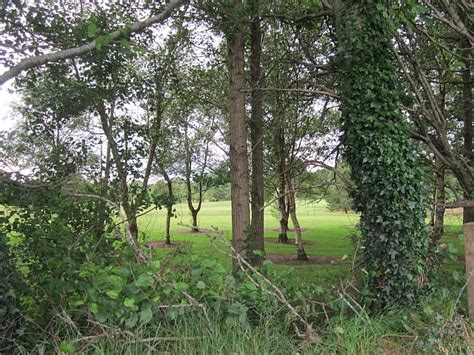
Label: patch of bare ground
xmin=445 ymin=207 xmax=463 ymax=215
xmin=264 ymin=237 xmax=316 ymax=245
xmin=267 ymin=254 xmax=346 ymax=265
xmin=175 ymin=229 xmax=213 ymax=234
xmin=265 ymin=227 xmax=311 ymax=232
xmin=147 ymin=241 xmax=190 ymax=249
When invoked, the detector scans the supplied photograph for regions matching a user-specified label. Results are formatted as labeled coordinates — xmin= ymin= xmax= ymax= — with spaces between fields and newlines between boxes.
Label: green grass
xmin=139 ymin=200 xmax=358 ymax=283
xmin=8 ymin=201 xmax=470 ymax=354
xmin=138 ymin=200 xmax=466 ymax=285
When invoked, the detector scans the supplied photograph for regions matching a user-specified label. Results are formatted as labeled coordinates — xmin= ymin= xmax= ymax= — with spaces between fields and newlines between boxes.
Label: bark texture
xmin=462 ymin=41 xmax=474 ymax=223
xmin=250 ymin=0 xmax=265 ymax=265
xmin=227 ymin=3 xmax=251 ymax=270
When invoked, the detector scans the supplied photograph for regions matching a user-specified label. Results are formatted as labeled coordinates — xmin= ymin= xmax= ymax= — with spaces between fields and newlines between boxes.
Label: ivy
xmin=336 ymin=0 xmax=432 ymax=306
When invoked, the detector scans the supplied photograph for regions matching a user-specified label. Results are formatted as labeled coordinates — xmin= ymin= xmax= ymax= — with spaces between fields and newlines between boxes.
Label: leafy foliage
xmin=336 ymin=1 xmax=432 ymax=306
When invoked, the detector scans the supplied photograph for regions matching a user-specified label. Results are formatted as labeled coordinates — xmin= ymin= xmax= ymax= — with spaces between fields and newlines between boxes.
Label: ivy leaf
xmin=87 ymin=23 xmax=98 ymax=38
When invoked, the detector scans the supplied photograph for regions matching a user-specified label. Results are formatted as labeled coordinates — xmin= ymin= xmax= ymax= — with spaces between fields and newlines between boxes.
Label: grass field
xmin=138 ymin=200 xmax=466 ymax=285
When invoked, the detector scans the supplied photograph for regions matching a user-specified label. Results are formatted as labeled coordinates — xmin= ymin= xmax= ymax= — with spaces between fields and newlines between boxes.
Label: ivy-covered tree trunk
xmin=335 ymin=0 xmax=431 ymax=305
xmin=432 ymin=159 xmax=445 ymax=244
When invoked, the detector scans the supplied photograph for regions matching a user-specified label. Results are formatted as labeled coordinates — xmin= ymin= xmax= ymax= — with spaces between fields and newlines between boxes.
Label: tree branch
xmin=0 ymin=0 xmax=185 ymax=85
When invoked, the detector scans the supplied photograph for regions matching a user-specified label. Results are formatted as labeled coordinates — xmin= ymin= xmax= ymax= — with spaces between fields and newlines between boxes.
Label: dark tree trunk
xmin=278 ymin=193 xmax=289 ymax=243
xmin=462 ymin=41 xmax=474 ymax=223
xmin=431 ymin=159 xmax=445 ymax=243
xmin=227 ymin=2 xmax=251 ymax=270
xmin=277 ymin=125 xmax=289 ymax=243
xmin=249 ymin=0 xmax=265 ymax=266
xmin=162 ymin=169 xmax=173 ymax=245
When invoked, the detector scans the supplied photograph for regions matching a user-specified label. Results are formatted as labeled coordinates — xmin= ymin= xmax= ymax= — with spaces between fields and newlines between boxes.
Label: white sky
xmin=0 ymin=78 xmax=18 ymax=132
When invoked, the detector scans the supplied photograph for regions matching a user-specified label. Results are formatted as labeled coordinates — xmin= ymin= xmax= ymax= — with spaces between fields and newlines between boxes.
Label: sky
xmin=0 ymin=77 xmax=18 ymax=132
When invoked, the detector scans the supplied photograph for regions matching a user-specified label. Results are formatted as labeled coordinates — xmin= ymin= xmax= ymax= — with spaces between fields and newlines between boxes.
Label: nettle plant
xmin=336 ymin=1 xmax=432 ymax=306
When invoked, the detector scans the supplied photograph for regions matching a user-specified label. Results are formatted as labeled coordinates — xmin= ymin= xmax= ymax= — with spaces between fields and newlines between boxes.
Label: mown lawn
xmin=139 ymin=200 xmax=465 ymax=285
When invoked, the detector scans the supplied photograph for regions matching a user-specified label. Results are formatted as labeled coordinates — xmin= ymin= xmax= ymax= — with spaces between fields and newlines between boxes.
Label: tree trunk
xmin=227 ymin=3 xmax=251 ymax=270
xmin=97 ymin=102 xmax=138 ymax=240
xmin=183 ymin=122 xmax=206 ymax=232
xmin=462 ymin=41 xmax=474 ymax=223
xmin=278 ymin=192 xmax=289 ymax=243
xmin=191 ymin=210 xmax=198 ymax=232
xmin=162 ymin=169 xmax=173 ymax=245
xmin=432 ymin=159 xmax=445 ymax=244
xmin=286 ymin=172 xmax=307 ymax=261
xmin=127 ymin=214 xmax=139 ymax=240
xmin=276 ymin=124 xmax=289 ymax=243
xmin=335 ymin=0 xmax=431 ymax=304
xmin=249 ymin=0 xmax=265 ymax=266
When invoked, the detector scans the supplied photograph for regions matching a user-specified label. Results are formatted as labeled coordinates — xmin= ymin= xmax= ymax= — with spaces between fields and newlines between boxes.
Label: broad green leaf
xmin=135 ymin=274 xmax=154 ymax=287
xmin=139 ymin=306 xmax=153 ymax=324
xmin=89 ymin=303 xmax=99 ymax=314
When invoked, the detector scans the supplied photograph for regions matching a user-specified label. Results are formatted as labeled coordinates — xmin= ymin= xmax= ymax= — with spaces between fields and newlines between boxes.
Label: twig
xmin=195 ymin=224 xmax=319 ymax=343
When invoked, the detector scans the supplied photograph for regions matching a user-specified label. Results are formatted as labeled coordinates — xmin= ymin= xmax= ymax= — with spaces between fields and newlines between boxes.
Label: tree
xmin=0 ymin=0 xmax=185 ymax=85
xmin=249 ymin=0 xmax=265 ymax=265
xmin=334 ymin=0 xmax=431 ymax=305
xmin=226 ymin=0 xmax=251 ymax=270
xmin=394 ymin=1 xmax=473 ymax=224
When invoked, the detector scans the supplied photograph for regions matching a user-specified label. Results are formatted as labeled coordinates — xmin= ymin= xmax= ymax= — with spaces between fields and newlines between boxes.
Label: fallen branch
xmin=195 ymin=224 xmax=319 ymax=343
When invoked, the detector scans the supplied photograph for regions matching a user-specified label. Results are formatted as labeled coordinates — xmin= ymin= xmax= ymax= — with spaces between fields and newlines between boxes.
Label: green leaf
xmin=196 ymin=281 xmax=206 ymax=290
xmin=89 ymin=303 xmax=99 ymax=314
xmin=135 ymin=274 xmax=154 ymax=287
xmin=87 ymin=23 xmax=98 ymax=38
xmin=139 ymin=306 xmax=153 ymax=324
xmin=59 ymin=341 xmax=76 ymax=354
xmin=124 ymin=297 xmax=135 ymax=308
xmin=95 ymin=34 xmax=112 ymax=50
xmin=244 ymin=282 xmax=258 ymax=292
xmin=106 ymin=289 xmax=120 ymax=299
xmin=125 ymin=314 xmax=138 ymax=328
xmin=174 ymin=282 xmax=189 ymax=292
xmin=150 ymin=260 xmax=161 ymax=271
